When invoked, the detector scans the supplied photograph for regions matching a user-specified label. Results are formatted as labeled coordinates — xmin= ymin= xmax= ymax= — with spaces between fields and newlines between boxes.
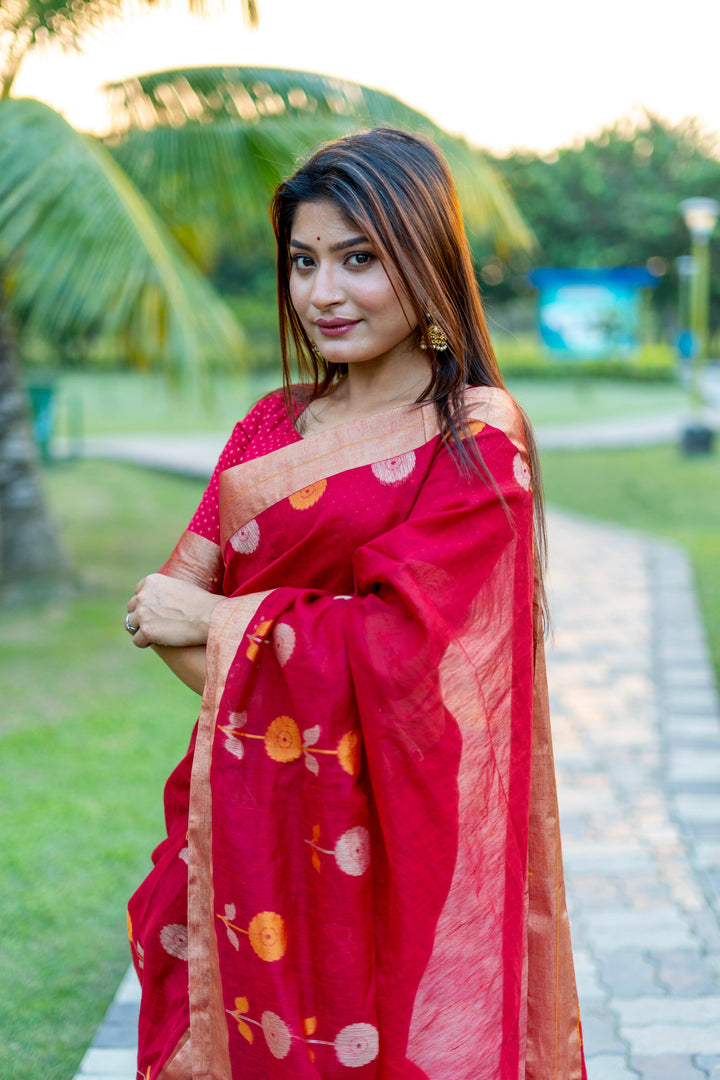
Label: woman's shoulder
xmin=224 ymin=386 xmax=302 ymax=465
xmin=240 ymin=384 xmax=315 ymax=431
xmin=460 ymin=385 xmax=528 ymax=456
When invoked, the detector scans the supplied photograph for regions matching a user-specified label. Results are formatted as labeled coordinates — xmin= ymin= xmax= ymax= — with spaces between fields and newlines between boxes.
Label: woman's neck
xmin=328 ymin=349 xmax=432 ymax=419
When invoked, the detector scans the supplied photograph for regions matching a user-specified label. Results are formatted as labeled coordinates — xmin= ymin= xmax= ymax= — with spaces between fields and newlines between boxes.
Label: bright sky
xmin=12 ymin=0 xmax=720 ymax=154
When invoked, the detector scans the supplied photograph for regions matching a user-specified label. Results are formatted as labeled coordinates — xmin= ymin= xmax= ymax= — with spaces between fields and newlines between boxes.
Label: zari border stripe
xmin=218 ymin=386 xmax=528 ymax=548
xmin=187 ymin=591 xmax=271 ymax=1080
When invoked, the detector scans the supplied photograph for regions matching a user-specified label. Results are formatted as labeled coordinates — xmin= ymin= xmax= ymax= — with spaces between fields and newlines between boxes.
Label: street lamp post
xmin=675 ymin=254 xmax=696 ymax=374
xmin=679 ymin=197 xmax=719 ymax=453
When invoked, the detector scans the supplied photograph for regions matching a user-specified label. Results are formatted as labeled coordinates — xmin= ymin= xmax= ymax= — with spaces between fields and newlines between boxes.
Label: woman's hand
xmin=126 ymin=574 xmax=223 ymax=649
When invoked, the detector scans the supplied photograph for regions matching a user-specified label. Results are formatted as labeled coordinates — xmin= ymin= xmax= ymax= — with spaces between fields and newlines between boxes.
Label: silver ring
xmin=125 ymin=613 xmax=139 ymax=634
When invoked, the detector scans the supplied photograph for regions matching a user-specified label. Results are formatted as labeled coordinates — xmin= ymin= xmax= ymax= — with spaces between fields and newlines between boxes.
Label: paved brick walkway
xmin=72 ymin=509 xmax=720 ymax=1079
xmin=547 ymin=512 xmax=720 ymax=1078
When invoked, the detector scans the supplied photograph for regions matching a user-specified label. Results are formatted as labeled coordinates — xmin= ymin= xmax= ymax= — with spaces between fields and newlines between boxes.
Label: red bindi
xmin=317 ymin=236 xmax=321 ymax=241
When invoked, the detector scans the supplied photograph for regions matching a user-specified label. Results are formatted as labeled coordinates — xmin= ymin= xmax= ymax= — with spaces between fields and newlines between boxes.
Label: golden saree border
xmin=526 ymin=616 xmax=584 ymax=1079
xmin=156 ymin=1029 xmax=191 ymax=1080
xmin=187 ymin=591 xmax=271 ymax=1080
xmin=159 ymin=531 xmax=224 ymax=592
xmin=218 ymin=386 xmax=528 ymax=547
xmin=408 ymin=549 xmax=522 ymax=1075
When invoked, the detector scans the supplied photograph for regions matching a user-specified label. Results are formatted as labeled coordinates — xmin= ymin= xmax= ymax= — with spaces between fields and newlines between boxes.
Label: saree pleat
xmin=128 ymin=387 xmax=585 ymax=1080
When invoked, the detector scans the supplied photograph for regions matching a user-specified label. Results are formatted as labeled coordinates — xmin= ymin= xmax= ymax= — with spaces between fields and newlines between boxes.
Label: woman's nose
xmin=310 ymin=262 xmax=344 ymax=309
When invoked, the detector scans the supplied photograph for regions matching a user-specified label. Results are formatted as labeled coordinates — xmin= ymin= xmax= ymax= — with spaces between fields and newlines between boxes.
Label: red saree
xmin=127 ymin=386 xmax=585 ymax=1080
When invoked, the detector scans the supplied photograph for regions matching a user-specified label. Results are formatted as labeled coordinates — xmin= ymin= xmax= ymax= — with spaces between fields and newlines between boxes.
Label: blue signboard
xmin=528 ymin=268 xmax=659 ymax=360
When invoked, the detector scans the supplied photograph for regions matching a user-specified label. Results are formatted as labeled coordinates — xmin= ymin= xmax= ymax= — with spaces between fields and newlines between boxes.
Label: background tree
xmin=0 ymin=0 xmax=257 ymax=592
xmin=483 ymin=112 xmax=720 ymax=323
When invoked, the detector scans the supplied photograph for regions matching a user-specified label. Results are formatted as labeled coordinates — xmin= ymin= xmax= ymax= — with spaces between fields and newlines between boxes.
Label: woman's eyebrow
xmin=290 ymin=235 xmax=369 ymax=252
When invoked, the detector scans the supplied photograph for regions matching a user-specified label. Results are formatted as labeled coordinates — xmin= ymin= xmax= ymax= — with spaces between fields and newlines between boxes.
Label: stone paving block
xmin=662 ymin=668 xmax=718 ymax=690
xmin=581 ymin=1003 xmax=629 ymax=1055
xmin=103 ymin=1001 xmax=140 ymax=1028
xmin=658 ymin=644 xmax=712 ymax=666
xmin=115 ymin=968 xmax=141 ymax=1005
xmin=673 ymin=795 xmax=720 ymax=824
xmin=668 ymin=879 xmax=715 ymax=911
xmin=622 ymin=882 xmax=673 ymax=908
xmin=605 ymin=820 xmax=648 ymax=843
xmin=571 ymin=876 xmax=626 ymax=907
xmin=664 ymin=690 xmax=720 ymax=716
xmin=630 ymin=1055 xmax=709 ymax=1079
xmin=596 ymin=949 xmax=662 ymax=998
xmin=563 ymin=844 xmax=656 ymax=875
xmin=696 ymin=844 xmax=720 ymax=870
xmin=696 ymin=1055 xmax=720 ymax=1077
xmin=685 ymin=822 xmax=720 ymax=841
xmin=668 ymin=753 xmax=720 ymax=784
xmin=92 ymin=1023 xmax=138 ymax=1050
xmin=614 ymin=997 xmax=720 ymax=1026
xmin=559 ymin=815 xmax=597 ymax=841
xmin=555 ymin=752 xmax=599 ymax=771
xmin=574 ymin=949 xmax=607 ymax=1003
xmin=76 ymin=1075 xmax=134 ymax=1080
xmin=578 ymin=978 xmax=608 ymax=1004
xmin=662 ymin=709 xmax=720 ymax=726
xmin=574 ymin=947 xmax=598 ymax=972
xmin=623 ymin=1026 xmax=720 ymax=1055
xmin=663 ymin=730 xmax=720 ymax=749
xmin=582 ymin=908 xmax=695 ymax=951
xmin=671 ymin=782 xmax=720 ymax=796
xmin=651 ymin=949 xmax=720 ymax=995
xmin=585 ymin=1055 xmax=640 ymax=1080
xmin=689 ymin=910 xmax=720 ymax=953
xmin=78 ymin=1048 xmax=137 ymax=1074
xmin=560 ymin=787 xmax=620 ymax=813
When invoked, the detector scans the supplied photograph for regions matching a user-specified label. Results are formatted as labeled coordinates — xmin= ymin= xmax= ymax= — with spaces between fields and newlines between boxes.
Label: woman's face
xmin=288 ymin=199 xmax=419 ymax=368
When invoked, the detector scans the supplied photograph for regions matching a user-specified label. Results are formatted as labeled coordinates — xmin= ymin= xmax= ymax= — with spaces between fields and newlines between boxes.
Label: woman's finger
xmin=131 ymin=626 xmax=152 ymax=648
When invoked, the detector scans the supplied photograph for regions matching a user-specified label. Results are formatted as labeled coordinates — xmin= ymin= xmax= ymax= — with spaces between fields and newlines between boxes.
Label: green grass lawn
xmin=508 ymin=377 xmax=687 ymax=427
xmin=0 ymin=462 xmax=206 ymax=1080
xmin=541 ymin=444 xmax=720 ymax=678
xmin=43 ymin=368 xmax=689 ymax=441
xmin=2 ymin=445 xmax=718 ymax=1077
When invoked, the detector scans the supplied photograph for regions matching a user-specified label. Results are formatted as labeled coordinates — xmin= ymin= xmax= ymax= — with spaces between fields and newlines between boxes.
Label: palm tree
xmin=0 ymin=3 xmax=534 ymax=591
xmin=0 ymin=0 xmax=258 ymax=590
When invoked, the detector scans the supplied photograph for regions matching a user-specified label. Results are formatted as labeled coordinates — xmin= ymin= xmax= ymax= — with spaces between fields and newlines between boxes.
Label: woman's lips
xmin=315 ymin=319 xmax=360 ymax=337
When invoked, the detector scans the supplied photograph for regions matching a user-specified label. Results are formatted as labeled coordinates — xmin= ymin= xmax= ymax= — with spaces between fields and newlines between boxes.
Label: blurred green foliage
xmin=495 ymin=338 xmax=678 ymax=381
xmin=481 ymin=112 xmax=720 ymax=326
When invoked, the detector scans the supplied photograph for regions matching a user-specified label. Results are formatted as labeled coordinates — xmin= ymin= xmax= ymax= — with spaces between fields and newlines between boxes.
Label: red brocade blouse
xmin=128 ymin=387 xmax=586 ymax=1080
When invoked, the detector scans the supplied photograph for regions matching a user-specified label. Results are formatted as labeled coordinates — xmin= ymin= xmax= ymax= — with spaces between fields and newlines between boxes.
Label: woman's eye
xmin=347 ymin=252 xmax=373 ymax=268
xmin=290 ymin=255 xmax=314 ymax=271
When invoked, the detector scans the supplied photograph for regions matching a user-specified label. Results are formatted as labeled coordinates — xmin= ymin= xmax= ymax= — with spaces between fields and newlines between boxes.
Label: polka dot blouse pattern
xmin=188 ymin=392 xmax=300 ymax=546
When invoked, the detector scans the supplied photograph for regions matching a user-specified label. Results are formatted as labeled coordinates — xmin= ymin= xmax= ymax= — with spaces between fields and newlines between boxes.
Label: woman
xmin=125 ymin=128 xmax=585 ymax=1080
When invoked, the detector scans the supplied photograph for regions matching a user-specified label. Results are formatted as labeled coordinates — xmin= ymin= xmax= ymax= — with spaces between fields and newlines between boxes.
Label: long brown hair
xmin=270 ymin=127 xmax=547 ymax=622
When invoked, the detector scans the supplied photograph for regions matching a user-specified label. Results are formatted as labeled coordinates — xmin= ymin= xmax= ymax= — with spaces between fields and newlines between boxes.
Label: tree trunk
xmin=0 ymin=294 xmax=70 ymax=590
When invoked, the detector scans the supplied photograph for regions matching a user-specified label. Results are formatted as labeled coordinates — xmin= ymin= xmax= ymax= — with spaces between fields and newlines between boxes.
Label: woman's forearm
xmin=152 ymin=644 xmax=207 ymax=695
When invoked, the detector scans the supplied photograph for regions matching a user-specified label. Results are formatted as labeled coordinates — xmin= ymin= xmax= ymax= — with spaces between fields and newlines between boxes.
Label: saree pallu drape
xmin=128 ymin=387 xmax=586 ymax=1080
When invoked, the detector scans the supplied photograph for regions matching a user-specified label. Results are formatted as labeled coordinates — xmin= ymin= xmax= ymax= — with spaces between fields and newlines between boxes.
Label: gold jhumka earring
xmin=419 ymin=318 xmax=449 ymax=352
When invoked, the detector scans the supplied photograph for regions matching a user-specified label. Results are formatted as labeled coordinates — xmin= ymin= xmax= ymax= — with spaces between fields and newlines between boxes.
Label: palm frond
xmin=1 ymin=2 xmax=258 ymax=98
xmin=104 ymin=66 xmax=536 ymax=255
xmin=0 ymin=98 xmax=247 ymax=384
xmin=107 ymin=116 xmax=334 ymax=251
